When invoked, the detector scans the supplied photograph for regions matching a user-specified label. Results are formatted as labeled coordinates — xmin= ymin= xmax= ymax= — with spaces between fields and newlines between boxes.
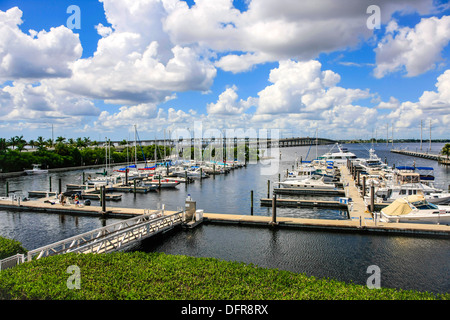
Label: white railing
xmin=26 ymin=210 xmax=183 ymax=261
xmin=0 ymin=253 xmax=25 ymax=271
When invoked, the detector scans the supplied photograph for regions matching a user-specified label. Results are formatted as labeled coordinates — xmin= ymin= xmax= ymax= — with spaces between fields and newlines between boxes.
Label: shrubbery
xmin=0 ymin=236 xmax=28 ymax=260
xmin=1 ymin=251 xmax=448 ymax=300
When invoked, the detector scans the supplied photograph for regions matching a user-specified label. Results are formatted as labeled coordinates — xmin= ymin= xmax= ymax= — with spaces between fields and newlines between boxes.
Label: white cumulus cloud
xmin=374 ymin=16 xmax=450 ymax=78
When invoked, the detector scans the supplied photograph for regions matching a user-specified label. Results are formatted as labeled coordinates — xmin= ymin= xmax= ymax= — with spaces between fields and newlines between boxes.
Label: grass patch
xmin=0 ymin=252 xmax=448 ymax=300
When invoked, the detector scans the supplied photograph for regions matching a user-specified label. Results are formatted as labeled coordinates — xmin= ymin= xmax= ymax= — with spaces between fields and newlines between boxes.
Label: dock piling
xmin=370 ymin=184 xmax=375 ymax=213
xmin=101 ymin=186 xmax=106 ymax=213
xmin=250 ymin=190 xmax=254 ymax=215
xmin=267 ymin=180 xmax=270 ymax=198
xmin=271 ymin=194 xmax=277 ymax=225
xmin=362 ymin=176 xmax=366 ymax=197
xmin=49 ymin=176 xmax=52 ymax=192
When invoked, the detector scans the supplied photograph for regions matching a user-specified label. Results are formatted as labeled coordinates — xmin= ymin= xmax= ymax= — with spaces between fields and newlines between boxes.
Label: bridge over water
xmin=107 ymin=137 xmax=337 ymax=149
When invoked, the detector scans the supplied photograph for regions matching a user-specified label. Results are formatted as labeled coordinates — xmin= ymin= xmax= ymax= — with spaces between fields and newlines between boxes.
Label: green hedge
xmin=0 ymin=252 xmax=448 ymax=300
xmin=0 ymin=237 xmax=27 ymax=260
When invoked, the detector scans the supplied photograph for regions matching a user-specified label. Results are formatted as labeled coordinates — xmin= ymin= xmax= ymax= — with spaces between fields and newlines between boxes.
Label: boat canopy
xmin=381 ymin=195 xmax=425 ymax=216
xmin=415 ymin=167 xmax=434 ymax=170
xmin=396 ymin=166 xmax=415 ymax=171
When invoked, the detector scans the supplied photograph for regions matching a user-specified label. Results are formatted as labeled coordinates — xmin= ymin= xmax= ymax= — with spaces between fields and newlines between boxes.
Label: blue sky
xmin=0 ymin=0 xmax=449 ymax=142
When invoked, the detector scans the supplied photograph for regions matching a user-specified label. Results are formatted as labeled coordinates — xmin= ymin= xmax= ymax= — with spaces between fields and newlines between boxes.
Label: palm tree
xmin=83 ymin=137 xmax=91 ymax=147
xmin=56 ymin=136 xmax=66 ymax=144
xmin=0 ymin=138 xmax=7 ymax=152
xmin=28 ymin=139 xmax=36 ymax=149
xmin=7 ymin=136 xmax=18 ymax=149
xmin=46 ymin=138 xmax=53 ymax=148
xmin=36 ymin=136 xmax=47 ymax=150
xmin=76 ymin=137 xmax=86 ymax=148
xmin=67 ymin=138 xmax=75 ymax=146
xmin=441 ymin=143 xmax=450 ymax=160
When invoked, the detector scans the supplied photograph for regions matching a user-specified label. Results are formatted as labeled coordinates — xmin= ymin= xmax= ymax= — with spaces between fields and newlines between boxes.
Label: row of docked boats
xmin=275 ymin=143 xmax=450 ymax=224
xmin=78 ymin=159 xmax=246 ymax=190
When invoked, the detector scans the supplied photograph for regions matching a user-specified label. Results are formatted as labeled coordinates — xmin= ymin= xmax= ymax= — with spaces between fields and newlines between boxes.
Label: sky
xmin=0 ymin=0 xmax=450 ymax=142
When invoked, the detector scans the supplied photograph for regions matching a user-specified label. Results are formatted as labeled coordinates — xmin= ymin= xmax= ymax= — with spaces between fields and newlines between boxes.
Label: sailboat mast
xmin=134 ymin=124 xmax=137 ymax=167
xmin=391 ymin=123 xmax=394 ymax=148
xmin=420 ymin=120 xmax=423 ymax=151
xmin=386 ymin=123 xmax=388 ymax=147
xmin=105 ymin=137 xmax=108 ymax=173
xmin=315 ymin=128 xmax=318 ymax=159
xmin=429 ymin=120 xmax=432 ymax=152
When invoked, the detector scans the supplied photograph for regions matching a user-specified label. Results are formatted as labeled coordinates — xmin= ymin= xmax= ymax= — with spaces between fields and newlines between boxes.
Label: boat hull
xmin=380 ymin=213 xmax=450 ymax=225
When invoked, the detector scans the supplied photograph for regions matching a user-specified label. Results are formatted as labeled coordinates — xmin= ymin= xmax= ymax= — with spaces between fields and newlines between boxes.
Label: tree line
xmin=0 ymin=135 xmax=256 ymax=173
xmin=0 ymin=135 xmax=171 ymax=173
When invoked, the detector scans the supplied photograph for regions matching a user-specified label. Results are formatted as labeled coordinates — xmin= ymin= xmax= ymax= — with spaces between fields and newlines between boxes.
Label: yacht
xmin=356 ymin=148 xmax=389 ymax=171
xmin=373 ymin=170 xmax=450 ymax=205
xmin=379 ymin=195 xmax=450 ymax=225
xmin=285 ymin=163 xmax=317 ymax=181
xmin=24 ymin=164 xmax=48 ymax=175
xmin=276 ymin=175 xmax=336 ymax=189
xmin=318 ymin=144 xmax=358 ymax=167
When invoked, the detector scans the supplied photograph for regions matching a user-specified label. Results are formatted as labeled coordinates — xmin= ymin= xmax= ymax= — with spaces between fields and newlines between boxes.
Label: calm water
xmin=0 ymin=143 xmax=449 ymax=294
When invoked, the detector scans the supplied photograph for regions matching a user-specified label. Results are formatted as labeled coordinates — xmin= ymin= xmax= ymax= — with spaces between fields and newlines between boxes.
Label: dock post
xmin=58 ymin=178 xmax=62 ymax=195
xmin=101 ymin=186 xmax=106 ymax=213
xmin=267 ymin=180 xmax=270 ymax=198
xmin=278 ymin=173 xmax=280 ymax=182
xmin=271 ymin=194 xmax=277 ymax=225
xmin=82 ymin=172 xmax=85 ymax=184
xmin=185 ymin=171 xmax=188 ymax=184
xmin=357 ymin=170 xmax=360 ymax=186
xmin=133 ymin=179 xmax=136 ymax=194
xmin=49 ymin=176 xmax=52 ymax=192
xmin=362 ymin=176 xmax=366 ymax=197
xmin=125 ymin=169 xmax=128 ymax=186
xmin=200 ymin=168 xmax=203 ymax=181
xmin=250 ymin=190 xmax=254 ymax=215
xmin=213 ymin=164 xmax=215 ymax=179
xmin=370 ymin=184 xmax=375 ymax=213
xmin=5 ymin=181 xmax=8 ymax=196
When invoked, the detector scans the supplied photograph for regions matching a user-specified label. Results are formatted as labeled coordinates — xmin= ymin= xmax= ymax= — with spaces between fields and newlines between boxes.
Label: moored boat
xmin=379 ymin=195 xmax=450 ymax=225
xmin=24 ymin=164 xmax=48 ymax=175
xmin=276 ymin=175 xmax=336 ymax=189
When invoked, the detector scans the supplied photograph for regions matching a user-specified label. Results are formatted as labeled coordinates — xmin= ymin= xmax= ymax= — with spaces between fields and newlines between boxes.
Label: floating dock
xmin=0 ymin=196 xmax=448 ymax=237
xmin=260 ymin=198 xmax=346 ymax=209
xmin=273 ymin=188 xmax=345 ymax=196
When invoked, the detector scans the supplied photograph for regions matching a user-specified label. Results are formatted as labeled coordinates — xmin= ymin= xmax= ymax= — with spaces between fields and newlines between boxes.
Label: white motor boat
xmin=276 ymin=175 xmax=336 ymax=189
xmin=285 ymin=164 xmax=317 ymax=181
xmin=24 ymin=164 xmax=48 ymax=175
xmin=318 ymin=144 xmax=358 ymax=167
xmin=373 ymin=169 xmax=450 ymax=205
xmin=141 ymin=178 xmax=180 ymax=189
xmin=379 ymin=195 xmax=450 ymax=225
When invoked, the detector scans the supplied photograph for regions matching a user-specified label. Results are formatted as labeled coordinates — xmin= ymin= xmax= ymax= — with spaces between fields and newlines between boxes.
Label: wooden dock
xmin=340 ymin=165 xmax=373 ymax=221
xmin=260 ymin=198 xmax=347 ymax=209
xmin=201 ymin=213 xmax=450 ymax=237
xmin=1 ymin=196 xmax=448 ymax=237
xmin=273 ymin=188 xmax=345 ymax=196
